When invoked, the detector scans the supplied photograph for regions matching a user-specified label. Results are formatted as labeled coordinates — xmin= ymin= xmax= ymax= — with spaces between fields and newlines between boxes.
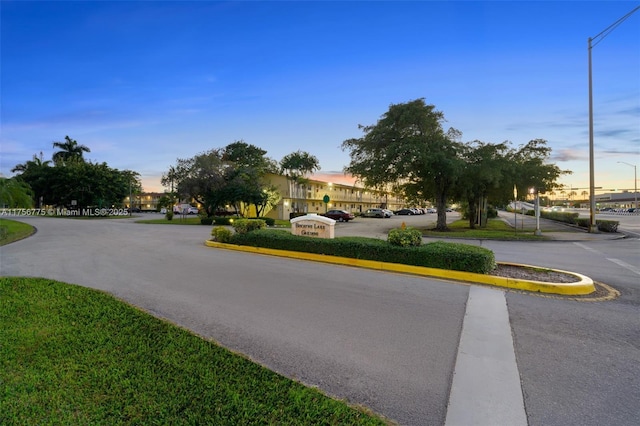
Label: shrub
xmin=165 ymin=211 xmax=174 ymax=221
xmin=232 ymin=218 xmax=267 ymax=234
xmin=200 ymin=217 xmax=214 ymax=225
xmin=574 ymin=218 xmax=618 ymax=233
xmin=213 ymin=216 xmax=233 ymax=225
xmin=249 ymin=216 xmax=275 ymax=226
xmin=229 ymin=229 xmax=496 ymax=274
xmin=211 ymin=226 xmax=232 ymax=243
xmin=388 ymin=227 xmax=422 ymax=247
xmin=540 ymin=211 xmax=579 ymax=224
xmin=597 ymin=220 xmax=618 ymax=233
xmin=487 ymin=205 xmax=498 ymax=219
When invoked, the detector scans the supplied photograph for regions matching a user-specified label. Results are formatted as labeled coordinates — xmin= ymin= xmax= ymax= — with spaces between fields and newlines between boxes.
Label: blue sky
xmin=2 ymin=1 xmax=639 ymax=195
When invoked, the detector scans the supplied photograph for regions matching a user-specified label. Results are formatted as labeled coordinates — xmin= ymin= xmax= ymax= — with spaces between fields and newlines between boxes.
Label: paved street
xmin=1 ymin=214 xmax=638 ymax=425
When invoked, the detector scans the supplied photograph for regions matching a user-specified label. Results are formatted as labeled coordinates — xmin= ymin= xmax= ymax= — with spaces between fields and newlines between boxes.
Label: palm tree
xmin=12 ymin=152 xmax=51 ymax=173
xmin=581 ymin=190 xmax=589 ymax=200
xmin=52 ymin=136 xmax=90 ymax=164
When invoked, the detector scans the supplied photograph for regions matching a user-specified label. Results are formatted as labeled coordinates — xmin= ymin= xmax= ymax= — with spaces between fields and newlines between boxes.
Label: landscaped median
xmin=204 ymin=241 xmax=595 ymax=296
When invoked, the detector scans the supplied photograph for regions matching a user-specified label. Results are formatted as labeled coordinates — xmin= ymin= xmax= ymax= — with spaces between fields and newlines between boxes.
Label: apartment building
xmin=264 ymin=173 xmax=405 ymax=220
xmin=127 ymin=173 xmax=405 ymax=218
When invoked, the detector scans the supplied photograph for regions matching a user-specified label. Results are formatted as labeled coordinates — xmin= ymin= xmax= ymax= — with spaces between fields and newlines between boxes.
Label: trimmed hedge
xmin=248 ymin=216 xmax=275 ymax=226
xmin=213 ymin=216 xmax=234 ymax=225
xmin=540 ymin=211 xmax=579 ymax=223
xmin=229 ymin=229 xmax=496 ymax=274
xmin=232 ymin=218 xmax=267 ymax=234
xmin=541 ymin=211 xmax=619 ymax=232
xmin=211 ymin=226 xmax=232 ymax=243
xmin=388 ymin=227 xmax=422 ymax=247
xmin=575 ymin=218 xmax=619 ymax=233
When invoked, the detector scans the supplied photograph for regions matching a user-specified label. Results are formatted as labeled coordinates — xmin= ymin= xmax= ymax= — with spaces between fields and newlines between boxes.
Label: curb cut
xmin=204 ymin=240 xmax=595 ymax=296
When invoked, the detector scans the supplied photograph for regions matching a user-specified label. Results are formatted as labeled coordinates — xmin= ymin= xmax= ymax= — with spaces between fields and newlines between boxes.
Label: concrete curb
xmin=204 ymin=240 xmax=595 ymax=296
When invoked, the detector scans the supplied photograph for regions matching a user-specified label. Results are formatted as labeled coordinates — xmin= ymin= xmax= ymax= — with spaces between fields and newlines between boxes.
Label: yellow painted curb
xmin=204 ymin=240 xmax=595 ymax=295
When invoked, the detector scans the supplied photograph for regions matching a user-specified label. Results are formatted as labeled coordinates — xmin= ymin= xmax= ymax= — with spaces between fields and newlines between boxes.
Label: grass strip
xmin=420 ymin=218 xmax=546 ymax=240
xmin=0 ymin=219 xmax=35 ymax=246
xmin=0 ymin=277 xmax=386 ymax=425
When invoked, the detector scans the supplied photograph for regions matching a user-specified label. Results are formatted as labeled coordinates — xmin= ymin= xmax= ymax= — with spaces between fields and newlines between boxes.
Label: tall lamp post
xmin=618 ymin=161 xmax=638 ymax=209
xmin=588 ymin=5 xmax=639 ymax=232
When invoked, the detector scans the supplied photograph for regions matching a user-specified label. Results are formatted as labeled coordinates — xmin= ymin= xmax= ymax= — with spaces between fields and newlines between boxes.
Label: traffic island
xmin=204 ymin=240 xmax=596 ymax=296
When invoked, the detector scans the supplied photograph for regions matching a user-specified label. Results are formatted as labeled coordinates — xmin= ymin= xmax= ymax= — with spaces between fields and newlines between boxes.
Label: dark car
xmin=394 ymin=208 xmax=414 ymax=215
xmin=323 ymin=209 xmax=355 ymax=222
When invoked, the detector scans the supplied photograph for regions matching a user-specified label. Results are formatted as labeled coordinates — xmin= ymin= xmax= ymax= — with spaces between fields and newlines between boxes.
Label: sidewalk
xmin=497 ymin=211 xmax=623 ymax=241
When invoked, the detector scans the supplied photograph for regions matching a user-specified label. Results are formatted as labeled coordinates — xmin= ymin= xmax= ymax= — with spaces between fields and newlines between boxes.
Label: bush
xmin=211 ymin=226 xmax=232 ymax=243
xmin=487 ymin=206 xmax=498 ymax=219
xmin=213 ymin=216 xmax=234 ymax=225
xmin=249 ymin=216 xmax=275 ymax=226
xmin=596 ymin=220 xmax=618 ymax=233
xmin=232 ymin=218 xmax=267 ymax=234
xmin=165 ymin=211 xmax=174 ymax=221
xmin=200 ymin=217 xmax=214 ymax=225
xmin=388 ymin=226 xmax=422 ymax=247
xmin=229 ymin=229 xmax=496 ymax=274
xmin=540 ymin=211 xmax=579 ymax=224
xmin=576 ymin=218 xmax=619 ymax=233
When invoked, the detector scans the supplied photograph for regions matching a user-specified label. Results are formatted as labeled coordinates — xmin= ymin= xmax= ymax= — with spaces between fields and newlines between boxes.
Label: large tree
xmin=163 ymin=149 xmax=229 ymax=216
xmin=223 ymin=140 xmax=278 ymax=174
xmin=508 ymin=139 xmax=569 ymax=200
xmin=11 ymin=153 xmax=52 ymax=207
xmin=456 ymin=141 xmax=512 ymax=228
xmin=342 ymin=99 xmax=462 ymax=231
xmin=0 ymin=178 xmax=34 ymax=208
xmin=52 ymin=136 xmax=91 ymax=164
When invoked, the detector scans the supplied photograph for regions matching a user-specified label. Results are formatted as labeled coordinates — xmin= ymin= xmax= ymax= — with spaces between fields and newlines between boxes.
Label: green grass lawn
xmin=0 ymin=277 xmax=387 ymax=425
xmin=420 ymin=218 xmax=546 ymax=240
xmin=0 ymin=218 xmax=35 ymax=246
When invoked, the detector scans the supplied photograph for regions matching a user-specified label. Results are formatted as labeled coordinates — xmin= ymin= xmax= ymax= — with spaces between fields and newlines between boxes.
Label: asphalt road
xmin=1 ymin=214 xmax=638 ymax=425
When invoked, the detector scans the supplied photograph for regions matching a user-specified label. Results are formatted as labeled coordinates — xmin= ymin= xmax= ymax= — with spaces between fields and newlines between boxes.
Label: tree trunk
xmin=435 ymin=190 xmax=448 ymax=231
xmin=467 ymin=196 xmax=477 ymax=229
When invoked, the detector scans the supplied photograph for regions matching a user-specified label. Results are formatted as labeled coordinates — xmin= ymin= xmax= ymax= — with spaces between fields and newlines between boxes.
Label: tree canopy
xmin=164 ymin=141 xmax=283 ymax=217
xmin=10 ymin=139 xmax=140 ymax=211
xmin=342 ymin=98 xmax=568 ymax=230
xmin=342 ymin=99 xmax=461 ymax=230
xmin=52 ymin=136 xmax=91 ymax=164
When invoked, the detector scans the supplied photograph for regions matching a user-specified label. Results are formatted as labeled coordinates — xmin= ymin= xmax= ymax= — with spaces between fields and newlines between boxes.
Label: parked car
xmin=363 ymin=208 xmax=391 ymax=218
xmin=394 ymin=208 xmax=415 ymax=215
xmin=323 ymin=209 xmax=355 ymax=222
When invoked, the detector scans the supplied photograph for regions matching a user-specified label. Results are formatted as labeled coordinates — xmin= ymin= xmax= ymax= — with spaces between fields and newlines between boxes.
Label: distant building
xmin=263 ymin=173 xmax=405 ymax=220
xmin=595 ymin=191 xmax=640 ymax=209
xmin=124 ymin=192 xmax=168 ymax=212
xmin=126 ymin=173 xmax=407 ymax=218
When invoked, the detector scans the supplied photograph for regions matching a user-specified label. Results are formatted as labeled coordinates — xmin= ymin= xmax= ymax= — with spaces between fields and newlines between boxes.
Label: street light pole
xmin=618 ymin=161 xmax=638 ymax=209
xmin=587 ymin=5 xmax=639 ymax=232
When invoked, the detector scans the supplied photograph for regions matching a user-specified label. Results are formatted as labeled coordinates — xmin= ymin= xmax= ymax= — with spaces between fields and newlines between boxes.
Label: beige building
xmin=124 ymin=192 xmax=167 ymax=211
xmin=128 ymin=173 xmax=406 ymax=218
xmin=263 ymin=173 xmax=406 ymax=220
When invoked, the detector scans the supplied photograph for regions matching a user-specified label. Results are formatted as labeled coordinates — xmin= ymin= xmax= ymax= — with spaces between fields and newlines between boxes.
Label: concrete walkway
xmin=497 ymin=211 xmax=624 ymax=241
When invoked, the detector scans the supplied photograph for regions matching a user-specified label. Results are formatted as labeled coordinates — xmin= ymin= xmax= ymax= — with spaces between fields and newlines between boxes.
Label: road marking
xmin=573 ymin=242 xmax=600 ymax=254
xmin=607 ymin=258 xmax=640 ymax=276
xmin=574 ymin=243 xmax=640 ymax=276
xmin=445 ymin=286 xmax=527 ymax=426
